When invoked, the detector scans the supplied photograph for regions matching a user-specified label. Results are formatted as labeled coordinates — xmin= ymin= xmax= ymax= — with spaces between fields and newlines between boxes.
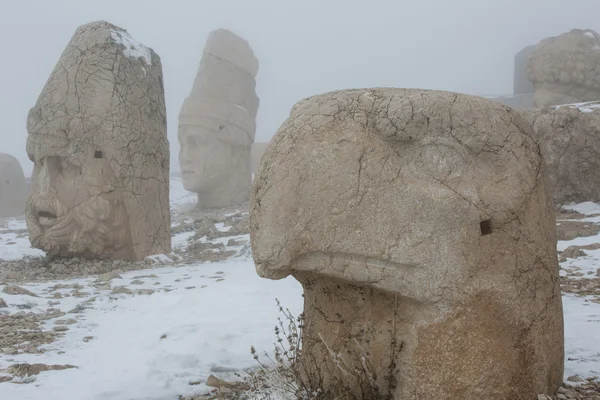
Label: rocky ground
xmin=556 ymin=210 xmax=600 ymax=302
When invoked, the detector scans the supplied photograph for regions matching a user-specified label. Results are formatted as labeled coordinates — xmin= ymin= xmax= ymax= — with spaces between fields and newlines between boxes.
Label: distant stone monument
xmin=524 ymin=102 xmax=600 ymax=205
xmin=528 ymin=29 xmax=600 ymax=108
xmin=514 ymin=45 xmax=536 ymax=96
xmin=178 ymin=29 xmax=259 ymax=208
xmin=26 ymin=21 xmax=171 ymax=260
xmin=251 ymin=89 xmax=564 ymax=399
xmin=0 ymin=153 xmax=27 ymax=218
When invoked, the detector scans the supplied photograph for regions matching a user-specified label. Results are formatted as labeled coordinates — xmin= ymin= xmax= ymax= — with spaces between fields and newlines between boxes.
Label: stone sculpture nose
xmin=36 ymin=157 xmax=53 ymax=196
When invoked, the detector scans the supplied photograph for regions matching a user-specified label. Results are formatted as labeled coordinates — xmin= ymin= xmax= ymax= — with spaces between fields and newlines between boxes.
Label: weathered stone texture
xmin=26 ymin=21 xmax=170 ymax=261
xmin=528 ymin=29 xmax=600 ymax=108
xmin=251 ymin=88 xmax=564 ymax=399
xmin=178 ymin=29 xmax=259 ymax=208
xmin=523 ymin=102 xmax=600 ymax=205
xmin=0 ymin=153 xmax=27 ymax=218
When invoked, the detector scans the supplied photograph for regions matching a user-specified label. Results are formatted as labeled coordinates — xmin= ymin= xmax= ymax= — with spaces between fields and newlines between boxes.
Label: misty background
xmin=2 ymin=0 xmax=599 ymax=176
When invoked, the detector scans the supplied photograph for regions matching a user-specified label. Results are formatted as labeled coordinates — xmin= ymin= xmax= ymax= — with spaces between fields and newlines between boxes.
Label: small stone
xmin=7 ymin=363 xmax=76 ymax=377
xmin=83 ymin=336 xmax=94 ymax=342
xmin=557 ymin=386 xmax=567 ymax=394
xmin=97 ymin=272 xmax=123 ymax=283
xmin=0 ymin=298 xmax=7 ymax=308
xmin=137 ymin=289 xmax=155 ymax=295
xmin=55 ymin=319 xmax=77 ymax=326
xmin=130 ymin=280 xmax=144 ymax=285
xmin=567 ymin=375 xmax=584 ymax=382
xmin=68 ymin=304 xmax=86 ymax=314
xmin=52 ymin=293 xmax=62 ymax=299
xmin=184 ymin=286 xmax=196 ymax=290
xmin=0 ymin=376 xmax=12 ymax=383
xmin=160 ymin=334 xmax=167 ymax=339
xmin=111 ymin=287 xmax=133 ymax=295
xmin=53 ymin=326 xmax=69 ymax=332
xmin=565 ymin=390 xmax=577 ymax=399
xmin=2 ymin=285 xmax=38 ymax=297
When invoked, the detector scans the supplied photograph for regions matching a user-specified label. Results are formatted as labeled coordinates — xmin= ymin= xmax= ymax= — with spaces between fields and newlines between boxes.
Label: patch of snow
xmin=0 ymin=261 xmax=303 ymax=400
xmin=563 ymin=202 xmax=600 ymax=216
xmin=558 ymin=231 xmax=600 ymax=252
xmin=170 ymin=177 xmax=196 ymax=211
xmin=172 ymin=230 xmax=196 ymax=250
xmin=0 ymin=218 xmax=45 ymax=261
xmin=554 ymin=101 xmax=600 ymax=113
xmin=214 ymin=222 xmax=232 ymax=232
xmin=584 ymin=31 xmax=597 ymax=39
xmin=563 ymin=294 xmax=600 ymax=379
xmin=110 ymin=29 xmax=152 ymax=66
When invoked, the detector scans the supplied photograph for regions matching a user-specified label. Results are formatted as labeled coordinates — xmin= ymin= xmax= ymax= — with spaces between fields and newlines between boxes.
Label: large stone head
xmin=251 ymin=89 xmax=563 ymax=397
xmin=528 ymin=29 xmax=600 ymax=108
xmin=0 ymin=153 xmax=27 ymax=218
xmin=26 ymin=21 xmax=171 ymax=260
xmin=178 ymin=29 xmax=258 ymax=208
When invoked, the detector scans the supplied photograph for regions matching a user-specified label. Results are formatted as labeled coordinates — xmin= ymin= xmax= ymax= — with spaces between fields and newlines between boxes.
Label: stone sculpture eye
xmin=480 ymin=219 xmax=492 ymax=235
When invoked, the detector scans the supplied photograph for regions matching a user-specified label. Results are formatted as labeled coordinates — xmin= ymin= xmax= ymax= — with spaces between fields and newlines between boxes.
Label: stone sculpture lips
xmin=34 ymin=203 xmax=58 ymax=228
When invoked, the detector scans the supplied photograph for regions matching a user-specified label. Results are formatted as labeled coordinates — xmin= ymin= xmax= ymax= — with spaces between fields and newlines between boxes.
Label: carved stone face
xmin=250 ymin=89 xmax=563 ymax=398
xmin=528 ymin=29 xmax=600 ymax=108
xmin=26 ymin=137 xmax=131 ymax=259
xmin=24 ymin=21 xmax=171 ymax=260
xmin=178 ymin=125 xmax=238 ymax=193
xmin=251 ymin=90 xmax=554 ymax=304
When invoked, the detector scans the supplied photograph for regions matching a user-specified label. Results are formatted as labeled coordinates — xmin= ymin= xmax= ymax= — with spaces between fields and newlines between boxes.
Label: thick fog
xmin=1 ymin=0 xmax=599 ymax=176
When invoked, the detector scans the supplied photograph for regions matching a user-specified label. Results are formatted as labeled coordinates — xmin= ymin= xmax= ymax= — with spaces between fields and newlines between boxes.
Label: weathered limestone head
xmin=178 ymin=29 xmax=259 ymax=208
xmin=251 ymin=89 xmax=563 ymax=398
xmin=0 ymin=153 xmax=27 ymax=218
xmin=523 ymin=102 xmax=600 ymax=205
xmin=26 ymin=21 xmax=171 ymax=261
xmin=528 ymin=29 xmax=600 ymax=108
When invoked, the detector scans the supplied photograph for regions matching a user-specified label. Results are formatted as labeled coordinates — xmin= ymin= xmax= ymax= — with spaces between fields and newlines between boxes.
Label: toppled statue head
xmin=26 ymin=21 xmax=171 ymax=261
xmin=251 ymin=89 xmax=563 ymax=399
xmin=178 ymin=29 xmax=259 ymax=208
xmin=0 ymin=153 xmax=27 ymax=218
xmin=528 ymin=29 xmax=600 ymax=108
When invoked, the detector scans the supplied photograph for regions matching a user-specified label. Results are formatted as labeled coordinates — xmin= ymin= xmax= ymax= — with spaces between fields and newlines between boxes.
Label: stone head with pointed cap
xmin=178 ymin=29 xmax=259 ymax=208
xmin=26 ymin=21 xmax=170 ymax=260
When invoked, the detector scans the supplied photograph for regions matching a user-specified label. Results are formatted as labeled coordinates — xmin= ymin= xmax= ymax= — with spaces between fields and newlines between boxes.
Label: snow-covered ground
xmin=0 ymin=179 xmax=303 ymax=400
xmin=0 ymin=179 xmax=598 ymax=399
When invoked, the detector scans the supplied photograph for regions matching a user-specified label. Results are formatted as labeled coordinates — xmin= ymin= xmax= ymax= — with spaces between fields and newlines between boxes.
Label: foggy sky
xmin=2 ymin=0 xmax=599 ymax=176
